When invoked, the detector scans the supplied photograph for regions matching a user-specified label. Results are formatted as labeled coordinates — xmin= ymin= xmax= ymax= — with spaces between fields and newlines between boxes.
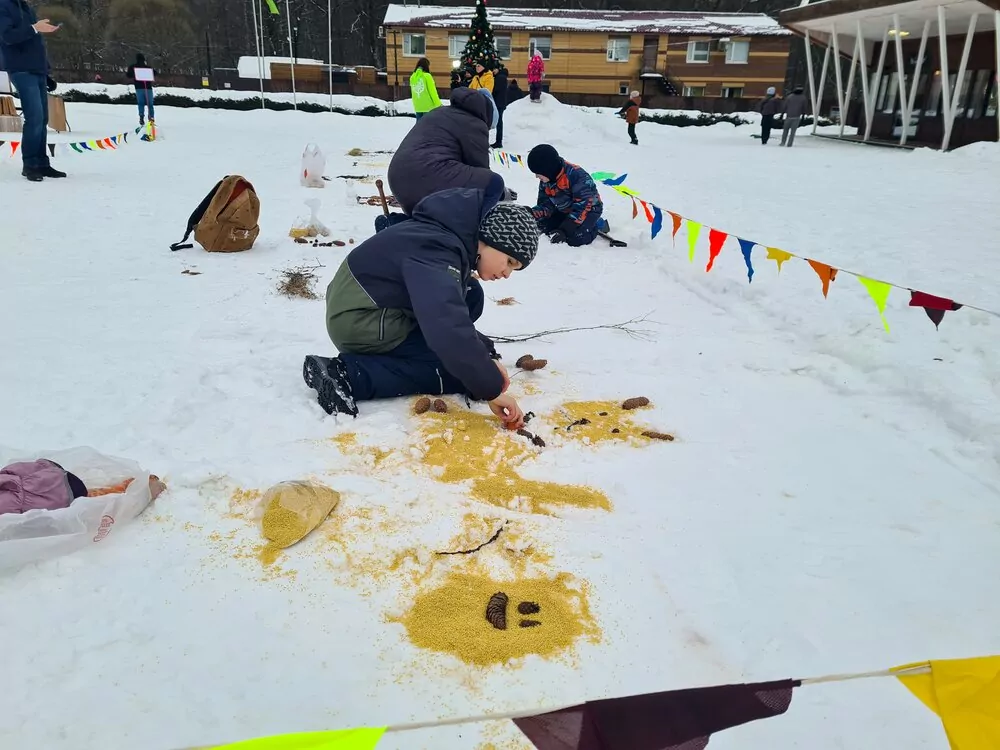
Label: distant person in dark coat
xmin=491 ymin=64 xmax=508 ymax=149
xmin=506 ymin=78 xmax=524 ymax=103
xmin=616 ymin=90 xmax=641 ymax=145
xmin=127 ymin=52 xmax=155 ymax=125
xmin=304 ymin=189 xmax=539 ymax=429
xmin=758 ymin=87 xmax=780 ymax=145
xmin=387 ymin=86 xmax=505 ymax=216
xmin=780 ymin=86 xmax=808 ymax=147
xmin=450 ymin=70 xmax=463 ymax=90
xmin=0 ymin=0 xmax=65 ymax=181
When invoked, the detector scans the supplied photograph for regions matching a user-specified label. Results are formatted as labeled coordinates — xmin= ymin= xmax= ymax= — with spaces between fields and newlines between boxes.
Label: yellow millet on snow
xmin=555 ymin=400 xmax=654 ymax=445
xmin=419 ymin=410 xmax=612 ymax=516
xmin=395 ymin=571 xmax=600 ymax=666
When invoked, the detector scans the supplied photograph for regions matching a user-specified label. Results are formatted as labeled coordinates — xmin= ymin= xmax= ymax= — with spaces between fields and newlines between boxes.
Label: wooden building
xmin=382 ymin=5 xmax=792 ymax=100
xmin=781 ymin=0 xmax=1000 ymax=149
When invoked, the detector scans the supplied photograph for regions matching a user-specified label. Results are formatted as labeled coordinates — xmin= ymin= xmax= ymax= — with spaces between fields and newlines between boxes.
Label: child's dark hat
xmin=527 ymin=144 xmax=564 ymax=181
xmin=479 ymin=203 xmax=539 ymax=269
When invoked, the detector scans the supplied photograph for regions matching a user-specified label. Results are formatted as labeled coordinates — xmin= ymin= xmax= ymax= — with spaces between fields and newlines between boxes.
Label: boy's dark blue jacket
xmin=326 ymin=187 xmax=504 ymax=402
xmin=0 ymin=0 xmax=48 ymax=74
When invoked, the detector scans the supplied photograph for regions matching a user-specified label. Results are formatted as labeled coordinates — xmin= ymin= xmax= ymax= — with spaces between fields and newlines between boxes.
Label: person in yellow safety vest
xmin=409 ymin=58 xmax=441 ymax=120
xmin=469 ymin=61 xmax=494 ymax=93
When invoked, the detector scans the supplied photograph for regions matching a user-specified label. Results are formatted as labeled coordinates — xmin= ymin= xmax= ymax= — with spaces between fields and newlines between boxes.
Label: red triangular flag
xmin=909 ymin=290 xmax=962 ymax=329
xmin=641 ymin=200 xmax=654 ymax=223
xmin=631 ymin=198 xmax=638 ymax=220
xmin=11 ymin=141 xmax=19 ymax=156
xmin=807 ymin=260 xmax=838 ymax=298
xmin=515 ymin=679 xmax=798 ymax=750
xmin=104 ymin=137 xmax=116 ymax=149
xmin=706 ymin=229 xmax=727 ymax=272
xmin=668 ymin=212 xmax=682 ymax=245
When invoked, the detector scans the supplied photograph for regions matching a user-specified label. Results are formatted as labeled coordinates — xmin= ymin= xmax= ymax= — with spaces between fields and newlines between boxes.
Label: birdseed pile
xmin=395 ymin=570 xmax=600 ymax=666
xmin=259 ymin=481 xmax=341 ymax=565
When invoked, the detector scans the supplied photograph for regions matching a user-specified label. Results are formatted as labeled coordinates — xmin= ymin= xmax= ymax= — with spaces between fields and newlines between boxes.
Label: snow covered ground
xmin=1 ymin=95 xmax=999 ymax=750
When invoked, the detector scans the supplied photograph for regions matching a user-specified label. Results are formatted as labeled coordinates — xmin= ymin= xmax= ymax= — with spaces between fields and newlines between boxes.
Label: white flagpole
xmin=285 ymin=0 xmax=298 ymax=109
xmin=327 ymin=0 xmax=334 ymax=112
xmin=250 ymin=0 xmax=266 ymax=110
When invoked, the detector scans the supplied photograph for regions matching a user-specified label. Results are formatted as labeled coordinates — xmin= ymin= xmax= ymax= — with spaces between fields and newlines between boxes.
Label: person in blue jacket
xmin=527 ymin=144 xmax=609 ymax=246
xmin=0 ymin=0 xmax=65 ymax=181
xmin=303 ymin=188 xmax=539 ymax=429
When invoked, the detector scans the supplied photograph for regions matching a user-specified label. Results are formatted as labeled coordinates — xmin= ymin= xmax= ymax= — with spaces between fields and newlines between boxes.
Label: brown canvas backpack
xmin=170 ymin=176 xmax=260 ymax=252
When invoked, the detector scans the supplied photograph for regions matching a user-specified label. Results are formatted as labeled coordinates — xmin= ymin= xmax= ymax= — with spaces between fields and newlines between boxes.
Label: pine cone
xmin=622 ymin=397 xmax=651 ymax=410
xmin=486 ymin=592 xmax=509 ymax=630
xmin=518 ymin=601 xmax=541 ymax=615
xmin=520 ymin=359 xmax=547 ymax=371
xmin=516 ymin=354 xmax=534 ymax=368
xmin=432 ymin=398 xmax=448 ymax=413
xmin=642 ymin=430 xmax=675 ymax=441
xmin=414 ymin=397 xmax=431 ymax=414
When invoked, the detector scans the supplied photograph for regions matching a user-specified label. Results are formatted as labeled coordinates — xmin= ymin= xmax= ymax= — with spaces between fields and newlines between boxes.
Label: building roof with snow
xmin=382 ymin=5 xmax=790 ymax=36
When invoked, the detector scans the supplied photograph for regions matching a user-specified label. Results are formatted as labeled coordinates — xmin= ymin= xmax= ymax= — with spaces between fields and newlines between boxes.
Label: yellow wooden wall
xmin=384 ymin=26 xmax=789 ymax=97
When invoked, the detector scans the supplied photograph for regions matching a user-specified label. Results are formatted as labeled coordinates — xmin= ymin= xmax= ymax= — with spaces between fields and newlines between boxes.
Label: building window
xmin=987 ymin=77 xmax=998 ymax=117
xmin=721 ymin=85 xmax=744 ymax=98
xmin=529 ymin=36 xmax=552 ymax=60
xmin=686 ymin=41 xmax=710 ymax=63
xmin=925 ymin=73 xmax=942 ymax=116
xmin=725 ymin=40 xmax=750 ymax=64
xmin=403 ymin=33 xmax=425 ymax=57
xmin=683 ymin=85 xmax=705 ymax=96
xmin=967 ymin=70 xmax=990 ymax=118
xmin=954 ymin=70 xmax=972 ymax=117
xmin=883 ymin=76 xmax=899 ymax=113
xmin=607 ymin=37 xmax=631 ymax=63
xmin=618 ymin=82 xmax=629 ymax=95
xmin=495 ymin=35 xmax=512 ymax=59
xmin=448 ymin=34 xmax=466 ymax=59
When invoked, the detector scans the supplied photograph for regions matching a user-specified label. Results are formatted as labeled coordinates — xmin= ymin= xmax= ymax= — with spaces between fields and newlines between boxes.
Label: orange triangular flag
xmin=807 ymin=260 xmax=838 ymax=298
xmin=641 ymin=200 xmax=654 ymax=223
xmin=706 ymin=229 xmax=727 ymax=272
xmin=104 ymin=137 xmax=116 ymax=149
xmin=631 ymin=198 xmax=638 ymax=220
xmin=668 ymin=212 xmax=683 ymax=246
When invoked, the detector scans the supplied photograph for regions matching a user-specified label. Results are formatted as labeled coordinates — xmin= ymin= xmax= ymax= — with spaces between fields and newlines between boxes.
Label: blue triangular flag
xmin=605 ymin=173 xmax=628 ymax=186
xmin=651 ymin=206 xmax=663 ymax=239
xmin=737 ymin=238 xmax=756 ymax=283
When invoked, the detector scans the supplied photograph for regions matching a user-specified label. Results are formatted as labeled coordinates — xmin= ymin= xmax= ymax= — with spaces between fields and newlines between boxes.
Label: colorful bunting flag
xmin=11 ymin=141 xmax=19 ymax=156
xmin=766 ymin=247 xmax=792 ymax=273
xmin=706 ymin=229 xmax=727 ymax=273
xmin=631 ymin=198 xmax=638 ymax=220
xmin=612 ymin=184 xmax=640 ymax=198
xmin=857 ymin=277 xmax=892 ymax=332
xmin=514 ymin=679 xmax=797 ymax=750
xmin=895 ymin=656 xmax=1000 ymax=750
xmin=264 ymin=0 xmax=280 ymax=14
xmin=686 ymin=220 xmax=702 ymax=263
xmin=71 ymin=143 xmax=83 ymax=153
xmin=640 ymin=200 xmax=654 ymax=223
xmin=605 ymin=173 xmax=628 ymax=186
xmin=909 ymin=291 xmax=963 ymax=329
xmin=807 ymin=259 xmax=838 ymax=298
xmin=591 ymin=171 xmax=615 ymax=181
xmin=208 ymin=727 xmax=386 ymax=749
xmin=651 ymin=207 xmax=663 ymax=240
xmin=737 ymin=239 xmax=756 ymax=283
xmin=668 ymin=212 xmax=682 ymax=246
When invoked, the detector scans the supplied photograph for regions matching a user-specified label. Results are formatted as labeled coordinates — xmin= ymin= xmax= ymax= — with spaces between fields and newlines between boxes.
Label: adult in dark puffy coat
xmin=490 ymin=64 xmax=508 ymax=149
xmin=387 ymin=86 xmax=504 ymax=216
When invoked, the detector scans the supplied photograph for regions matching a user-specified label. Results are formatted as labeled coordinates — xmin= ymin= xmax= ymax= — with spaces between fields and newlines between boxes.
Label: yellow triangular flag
xmin=686 ymin=220 xmax=702 ymax=263
xmin=208 ymin=727 xmax=387 ymax=750
xmin=858 ymin=276 xmax=892 ymax=332
xmin=895 ymin=656 xmax=1000 ymax=750
xmin=766 ymin=247 xmax=793 ymax=272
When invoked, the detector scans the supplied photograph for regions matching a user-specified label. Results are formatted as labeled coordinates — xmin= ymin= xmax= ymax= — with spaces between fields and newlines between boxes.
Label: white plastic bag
xmin=288 ymin=197 xmax=331 ymax=239
xmin=0 ymin=446 xmax=154 ymax=571
xmin=300 ymin=143 xmax=326 ymax=188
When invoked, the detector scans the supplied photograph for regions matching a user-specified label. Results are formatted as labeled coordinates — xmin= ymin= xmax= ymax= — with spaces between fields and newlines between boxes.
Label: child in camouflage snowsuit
xmin=527 ymin=144 xmax=609 ymax=247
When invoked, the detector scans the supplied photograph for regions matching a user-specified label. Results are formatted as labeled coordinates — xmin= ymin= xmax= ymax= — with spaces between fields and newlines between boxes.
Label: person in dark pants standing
xmin=0 ymin=0 xmax=65 ymax=181
xmin=490 ymin=64 xmax=508 ymax=148
xmin=758 ymin=86 xmax=780 ymax=145
xmin=127 ymin=53 xmax=155 ymax=126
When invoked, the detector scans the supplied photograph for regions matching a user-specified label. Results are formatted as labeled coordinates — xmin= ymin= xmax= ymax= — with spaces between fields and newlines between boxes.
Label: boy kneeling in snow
xmin=527 ymin=144 xmax=610 ymax=247
xmin=303 ymin=188 xmax=538 ymax=430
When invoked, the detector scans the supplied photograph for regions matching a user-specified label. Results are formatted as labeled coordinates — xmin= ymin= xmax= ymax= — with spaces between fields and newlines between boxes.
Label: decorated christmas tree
xmin=459 ymin=0 xmax=499 ymax=70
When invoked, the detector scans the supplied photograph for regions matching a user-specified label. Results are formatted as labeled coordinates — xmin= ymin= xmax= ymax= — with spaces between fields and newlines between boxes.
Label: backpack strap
xmin=170 ymin=178 xmax=225 ymax=251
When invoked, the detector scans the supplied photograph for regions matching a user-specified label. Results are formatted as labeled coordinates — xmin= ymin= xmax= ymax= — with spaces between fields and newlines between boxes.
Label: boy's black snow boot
xmin=303 ymin=355 xmax=359 ymax=417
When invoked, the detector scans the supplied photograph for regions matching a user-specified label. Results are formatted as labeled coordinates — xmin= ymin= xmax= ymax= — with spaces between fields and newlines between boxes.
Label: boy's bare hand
xmin=495 ymin=361 xmax=510 ymax=393
xmin=489 ymin=394 xmax=524 ymax=430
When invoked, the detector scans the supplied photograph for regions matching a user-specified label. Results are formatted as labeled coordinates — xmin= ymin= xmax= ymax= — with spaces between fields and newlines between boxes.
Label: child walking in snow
xmin=527 ymin=144 xmax=609 ymax=247
xmin=303 ymin=188 xmax=539 ymax=430
xmin=617 ymin=91 xmax=641 ymax=145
